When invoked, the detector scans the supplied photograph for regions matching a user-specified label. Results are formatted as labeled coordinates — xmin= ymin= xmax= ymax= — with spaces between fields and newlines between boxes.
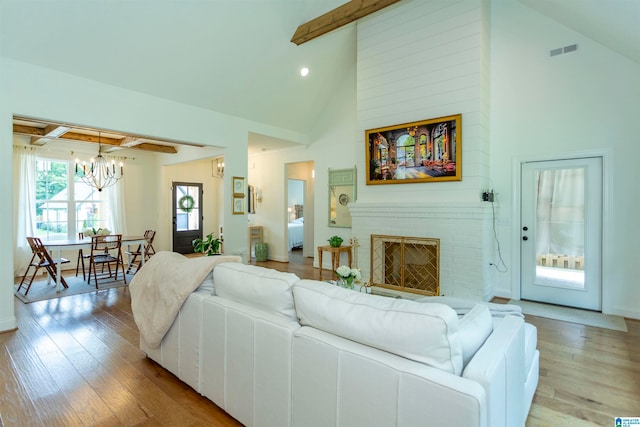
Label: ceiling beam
xmin=30 ymin=124 xmax=72 ymax=146
xmin=13 ymin=123 xmax=177 ymax=154
xmin=58 ymin=132 xmax=122 ymax=147
xmin=13 ymin=124 xmax=44 ymax=137
xmin=128 ymin=143 xmax=178 ymax=154
xmin=291 ymin=0 xmax=402 ymax=45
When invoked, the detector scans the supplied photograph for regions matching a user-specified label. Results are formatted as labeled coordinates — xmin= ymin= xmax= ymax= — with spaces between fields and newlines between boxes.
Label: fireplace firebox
xmin=370 ymin=234 xmax=439 ymax=296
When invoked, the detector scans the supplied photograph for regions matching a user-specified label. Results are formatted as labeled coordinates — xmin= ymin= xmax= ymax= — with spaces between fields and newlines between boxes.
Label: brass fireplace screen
xmin=370 ymin=235 xmax=440 ymax=296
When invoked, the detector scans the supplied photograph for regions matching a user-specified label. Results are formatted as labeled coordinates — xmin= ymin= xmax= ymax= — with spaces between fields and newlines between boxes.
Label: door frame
xmin=510 ymin=149 xmax=613 ymax=312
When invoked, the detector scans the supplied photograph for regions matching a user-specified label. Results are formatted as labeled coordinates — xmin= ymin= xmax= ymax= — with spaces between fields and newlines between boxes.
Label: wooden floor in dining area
xmin=2 ymin=253 xmax=639 ymax=426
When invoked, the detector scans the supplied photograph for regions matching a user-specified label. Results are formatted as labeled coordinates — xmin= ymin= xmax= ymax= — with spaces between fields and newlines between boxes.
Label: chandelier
xmin=75 ymin=133 xmax=124 ymax=192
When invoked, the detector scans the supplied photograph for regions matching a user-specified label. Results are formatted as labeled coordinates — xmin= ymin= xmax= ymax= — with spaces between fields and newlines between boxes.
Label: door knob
xmin=522 ymin=236 xmax=528 ymax=241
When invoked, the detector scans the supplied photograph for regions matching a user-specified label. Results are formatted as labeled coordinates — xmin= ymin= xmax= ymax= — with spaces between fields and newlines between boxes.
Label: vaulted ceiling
xmin=2 ymin=0 xmax=637 ymax=153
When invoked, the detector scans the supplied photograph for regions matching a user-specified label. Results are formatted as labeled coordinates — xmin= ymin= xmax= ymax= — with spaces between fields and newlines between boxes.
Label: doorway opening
xmin=285 ymin=161 xmax=314 ymax=264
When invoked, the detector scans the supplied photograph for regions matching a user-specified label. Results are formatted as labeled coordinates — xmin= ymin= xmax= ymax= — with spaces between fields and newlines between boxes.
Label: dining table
xmin=42 ymin=235 xmax=147 ymax=291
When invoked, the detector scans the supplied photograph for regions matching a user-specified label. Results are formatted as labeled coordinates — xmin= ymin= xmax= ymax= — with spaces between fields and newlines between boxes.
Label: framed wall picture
xmin=232 ymin=176 xmax=245 ymax=196
xmin=232 ymin=196 xmax=245 ymax=215
xmin=366 ymin=114 xmax=462 ymax=185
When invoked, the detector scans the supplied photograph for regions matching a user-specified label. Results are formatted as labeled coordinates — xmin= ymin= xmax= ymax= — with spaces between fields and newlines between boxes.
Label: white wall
xmin=490 ymin=1 xmax=640 ymax=318
xmin=356 ymin=0 xmax=490 ymax=203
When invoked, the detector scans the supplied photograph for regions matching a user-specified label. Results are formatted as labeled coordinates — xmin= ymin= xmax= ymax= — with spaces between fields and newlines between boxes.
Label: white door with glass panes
xmin=520 ymin=157 xmax=602 ymax=310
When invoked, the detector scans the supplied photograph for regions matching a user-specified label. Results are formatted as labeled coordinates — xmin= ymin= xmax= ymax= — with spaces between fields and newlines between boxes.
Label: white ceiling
xmin=1 ymin=0 xmax=637 ymax=152
xmin=0 ymin=0 xmax=354 ymax=151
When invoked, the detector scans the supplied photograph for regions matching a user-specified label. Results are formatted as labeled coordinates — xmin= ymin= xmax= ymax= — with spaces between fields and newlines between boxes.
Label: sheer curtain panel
xmin=13 ymin=147 xmax=37 ymax=276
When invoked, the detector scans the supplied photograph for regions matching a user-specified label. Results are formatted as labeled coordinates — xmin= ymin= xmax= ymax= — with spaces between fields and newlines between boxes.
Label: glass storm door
xmin=520 ymin=158 xmax=602 ymax=310
xmin=172 ymin=182 xmax=202 ymax=254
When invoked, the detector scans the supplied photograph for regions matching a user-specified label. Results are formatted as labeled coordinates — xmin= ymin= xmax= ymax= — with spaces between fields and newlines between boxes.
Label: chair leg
xmin=76 ymin=250 xmax=82 ymax=276
xmin=126 ymin=253 xmax=139 ymax=274
xmin=17 ymin=264 xmax=40 ymax=296
xmin=118 ymin=252 xmax=127 ymax=284
xmin=44 ymin=264 xmax=68 ymax=289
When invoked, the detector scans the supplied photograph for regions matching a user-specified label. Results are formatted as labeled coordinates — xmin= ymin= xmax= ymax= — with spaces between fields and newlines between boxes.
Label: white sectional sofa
xmin=139 ymin=262 xmax=538 ymax=427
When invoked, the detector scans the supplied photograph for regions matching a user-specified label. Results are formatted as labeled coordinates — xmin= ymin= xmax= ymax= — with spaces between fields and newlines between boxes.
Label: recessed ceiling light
xmin=300 ymin=67 xmax=309 ymax=77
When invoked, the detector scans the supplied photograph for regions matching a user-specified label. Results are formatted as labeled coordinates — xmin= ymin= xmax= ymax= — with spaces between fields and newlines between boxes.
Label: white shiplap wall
xmin=352 ymin=0 xmax=494 ymax=300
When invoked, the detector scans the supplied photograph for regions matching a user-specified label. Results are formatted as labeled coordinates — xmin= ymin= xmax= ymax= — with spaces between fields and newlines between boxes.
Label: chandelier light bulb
xmin=300 ymin=67 xmax=309 ymax=77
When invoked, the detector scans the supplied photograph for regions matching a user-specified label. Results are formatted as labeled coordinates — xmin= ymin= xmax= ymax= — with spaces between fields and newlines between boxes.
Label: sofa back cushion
xmin=293 ymin=280 xmax=463 ymax=375
xmin=213 ymin=263 xmax=300 ymax=322
xmin=458 ymin=304 xmax=493 ymax=366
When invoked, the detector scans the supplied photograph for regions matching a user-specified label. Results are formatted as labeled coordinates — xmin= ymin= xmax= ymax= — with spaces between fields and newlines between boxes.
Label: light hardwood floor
xmin=3 ymin=254 xmax=639 ymax=426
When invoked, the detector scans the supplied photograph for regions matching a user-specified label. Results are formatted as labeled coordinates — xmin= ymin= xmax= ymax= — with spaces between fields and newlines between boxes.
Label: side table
xmin=317 ymin=245 xmax=352 ymax=280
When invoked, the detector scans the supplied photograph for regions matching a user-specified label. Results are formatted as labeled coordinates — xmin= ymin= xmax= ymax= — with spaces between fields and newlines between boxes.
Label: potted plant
xmin=328 ymin=235 xmax=343 ymax=248
xmin=192 ymin=232 xmax=221 ymax=256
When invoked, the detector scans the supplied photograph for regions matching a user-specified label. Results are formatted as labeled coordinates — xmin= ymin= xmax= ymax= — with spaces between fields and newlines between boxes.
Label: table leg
xmin=318 ymin=247 xmax=323 ymax=280
xmin=55 ymin=247 xmax=62 ymax=292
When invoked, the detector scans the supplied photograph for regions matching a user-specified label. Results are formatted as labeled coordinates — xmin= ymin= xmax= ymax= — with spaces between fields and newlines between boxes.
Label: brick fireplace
xmin=350 ymin=202 xmax=494 ymax=301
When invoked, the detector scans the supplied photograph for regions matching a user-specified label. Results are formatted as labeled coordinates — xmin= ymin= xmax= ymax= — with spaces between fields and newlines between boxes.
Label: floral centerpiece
xmin=83 ymin=227 xmax=110 ymax=236
xmin=335 ymin=265 xmax=361 ymax=289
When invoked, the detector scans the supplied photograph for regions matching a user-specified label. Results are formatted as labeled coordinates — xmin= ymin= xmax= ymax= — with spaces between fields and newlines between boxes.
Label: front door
xmin=172 ymin=182 xmax=202 ymax=254
xmin=520 ymin=158 xmax=602 ymax=310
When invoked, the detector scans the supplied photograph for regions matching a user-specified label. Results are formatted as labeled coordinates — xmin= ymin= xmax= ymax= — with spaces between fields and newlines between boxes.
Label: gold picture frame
xmin=232 ymin=176 xmax=245 ymax=196
xmin=232 ymin=196 xmax=245 ymax=215
xmin=366 ymin=114 xmax=461 ymax=184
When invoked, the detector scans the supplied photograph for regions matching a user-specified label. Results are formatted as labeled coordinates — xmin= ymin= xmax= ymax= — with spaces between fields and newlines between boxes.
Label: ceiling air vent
xmin=550 ymin=44 xmax=578 ymax=57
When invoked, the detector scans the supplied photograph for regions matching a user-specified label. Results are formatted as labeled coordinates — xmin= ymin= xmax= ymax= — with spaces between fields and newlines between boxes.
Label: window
xmin=35 ymin=158 xmax=106 ymax=241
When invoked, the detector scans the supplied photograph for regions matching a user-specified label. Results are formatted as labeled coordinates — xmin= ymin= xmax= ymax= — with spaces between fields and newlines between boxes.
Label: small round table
xmin=317 ymin=245 xmax=352 ymax=280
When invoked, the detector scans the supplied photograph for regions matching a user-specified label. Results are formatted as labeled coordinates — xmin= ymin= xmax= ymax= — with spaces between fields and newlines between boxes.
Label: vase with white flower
xmin=83 ymin=227 xmax=110 ymax=236
xmin=335 ymin=265 xmax=361 ymax=289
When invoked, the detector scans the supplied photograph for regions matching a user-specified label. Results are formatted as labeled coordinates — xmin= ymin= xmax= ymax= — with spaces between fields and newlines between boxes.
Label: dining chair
xmin=17 ymin=237 xmax=70 ymax=296
xmin=126 ymin=229 xmax=156 ymax=274
xmin=75 ymin=232 xmax=92 ymax=280
xmin=87 ymin=234 xmax=126 ymax=288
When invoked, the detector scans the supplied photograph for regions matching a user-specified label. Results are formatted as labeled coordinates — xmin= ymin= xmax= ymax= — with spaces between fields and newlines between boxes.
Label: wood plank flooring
xmin=3 ymin=252 xmax=638 ymax=426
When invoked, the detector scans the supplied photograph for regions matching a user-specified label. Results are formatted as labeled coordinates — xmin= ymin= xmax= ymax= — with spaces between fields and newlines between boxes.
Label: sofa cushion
xmin=293 ymin=280 xmax=463 ymax=375
xmin=458 ymin=304 xmax=493 ymax=366
xmin=213 ymin=263 xmax=300 ymax=321
xmin=196 ymin=270 xmax=215 ymax=294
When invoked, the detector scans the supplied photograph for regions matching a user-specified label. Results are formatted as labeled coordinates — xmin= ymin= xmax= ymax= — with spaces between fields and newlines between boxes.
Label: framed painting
xmin=366 ymin=114 xmax=461 ymax=185
xmin=232 ymin=176 xmax=245 ymax=196
xmin=232 ymin=196 xmax=245 ymax=215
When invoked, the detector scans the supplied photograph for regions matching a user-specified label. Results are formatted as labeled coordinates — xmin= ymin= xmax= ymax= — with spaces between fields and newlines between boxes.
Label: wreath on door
xmin=178 ymin=195 xmax=195 ymax=213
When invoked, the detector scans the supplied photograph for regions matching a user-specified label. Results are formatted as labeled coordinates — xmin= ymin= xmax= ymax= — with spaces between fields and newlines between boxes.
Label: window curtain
xmin=535 ymin=168 xmax=585 ymax=257
xmin=13 ymin=147 xmax=37 ymax=276
xmin=103 ymin=180 xmax=128 ymax=236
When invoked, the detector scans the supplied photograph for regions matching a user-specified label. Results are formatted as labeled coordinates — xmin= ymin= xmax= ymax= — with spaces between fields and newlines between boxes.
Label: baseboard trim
xmin=0 ymin=316 xmax=18 ymax=333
